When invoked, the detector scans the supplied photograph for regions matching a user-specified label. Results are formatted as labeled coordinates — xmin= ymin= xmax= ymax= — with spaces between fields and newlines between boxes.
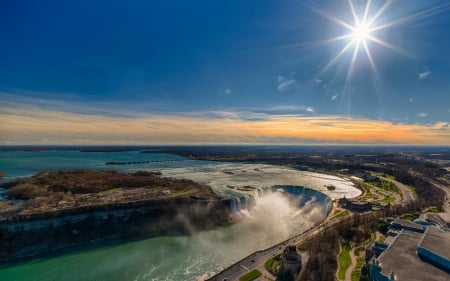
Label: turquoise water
xmin=0 ymin=150 xmax=334 ymax=281
xmin=0 ymin=150 xmax=206 ymax=182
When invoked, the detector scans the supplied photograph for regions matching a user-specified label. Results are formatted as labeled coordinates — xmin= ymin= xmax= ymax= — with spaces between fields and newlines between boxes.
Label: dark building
xmin=339 ymin=196 xmax=372 ymax=212
xmin=277 ymin=245 xmax=302 ymax=281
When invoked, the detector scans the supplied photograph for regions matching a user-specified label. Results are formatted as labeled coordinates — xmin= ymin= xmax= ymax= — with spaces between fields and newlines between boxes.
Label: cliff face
xmin=0 ymin=198 xmax=231 ymax=262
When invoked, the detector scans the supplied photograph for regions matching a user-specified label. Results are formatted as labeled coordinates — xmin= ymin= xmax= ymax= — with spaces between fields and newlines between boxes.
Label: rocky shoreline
xmin=0 ymin=170 xmax=233 ymax=262
xmin=0 ymin=196 xmax=232 ymax=262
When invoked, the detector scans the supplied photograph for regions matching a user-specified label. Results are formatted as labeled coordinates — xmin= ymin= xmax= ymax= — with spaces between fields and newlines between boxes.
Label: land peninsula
xmin=0 ymin=170 xmax=231 ymax=262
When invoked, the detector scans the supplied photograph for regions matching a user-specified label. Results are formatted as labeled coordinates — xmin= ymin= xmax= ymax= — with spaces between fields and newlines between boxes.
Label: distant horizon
xmin=1 ymin=144 xmax=449 ymax=148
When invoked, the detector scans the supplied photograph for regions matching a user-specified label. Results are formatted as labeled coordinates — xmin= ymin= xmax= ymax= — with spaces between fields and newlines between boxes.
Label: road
xmin=424 ymin=177 xmax=450 ymax=224
xmin=378 ymin=176 xmax=416 ymax=204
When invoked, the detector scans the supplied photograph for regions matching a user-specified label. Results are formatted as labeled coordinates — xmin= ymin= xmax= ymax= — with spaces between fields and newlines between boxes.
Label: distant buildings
xmin=358 ymin=171 xmax=380 ymax=182
xmin=338 ymin=196 xmax=372 ymax=212
xmin=366 ymin=218 xmax=450 ymax=281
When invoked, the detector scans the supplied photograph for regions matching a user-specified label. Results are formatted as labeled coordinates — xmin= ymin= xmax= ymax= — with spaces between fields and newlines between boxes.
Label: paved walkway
xmin=345 ymin=248 xmax=357 ymax=281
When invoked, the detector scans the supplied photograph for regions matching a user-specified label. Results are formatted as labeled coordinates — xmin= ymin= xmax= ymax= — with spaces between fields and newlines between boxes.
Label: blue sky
xmin=1 ymin=0 xmax=450 ymax=144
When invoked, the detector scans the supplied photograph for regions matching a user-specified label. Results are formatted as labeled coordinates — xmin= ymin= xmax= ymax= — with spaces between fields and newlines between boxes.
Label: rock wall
xmin=0 ymin=198 xmax=231 ymax=262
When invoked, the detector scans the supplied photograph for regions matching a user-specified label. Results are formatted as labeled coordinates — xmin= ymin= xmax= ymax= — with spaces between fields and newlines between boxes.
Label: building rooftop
xmin=377 ymin=229 xmax=449 ymax=281
xmin=388 ymin=218 xmax=426 ymax=233
xmin=420 ymin=226 xmax=450 ymax=261
xmin=372 ymin=219 xmax=450 ymax=281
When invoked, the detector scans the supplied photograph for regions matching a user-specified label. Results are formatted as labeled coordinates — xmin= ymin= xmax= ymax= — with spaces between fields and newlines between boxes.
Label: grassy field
xmin=380 ymin=196 xmax=395 ymax=204
xmin=264 ymin=255 xmax=281 ymax=275
xmin=334 ymin=209 xmax=350 ymax=218
xmin=239 ymin=269 xmax=262 ymax=281
xmin=351 ymin=257 xmax=365 ymax=281
xmin=338 ymin=242 xmax=352 ymax=280
xmin=400 ymin=214 xmax=417 ymax=221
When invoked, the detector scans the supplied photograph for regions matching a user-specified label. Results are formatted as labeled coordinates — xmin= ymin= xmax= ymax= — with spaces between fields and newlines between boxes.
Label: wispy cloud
xmin=418 ymin=70 xmax=431 ymax=80
xmin=1 ymin=105 xmax=449 ymax=145
xmin=224 ymin=88 xmax=232 ymax=95
xmin=409 ymin=97 xmax=414 ymax=103
xmin=331 ymin=94 xmax=339 ymax=100
xmin=417 ymin=112 xmax=428 ymax=117
xmin=182 ymin=105 xmax=316 ymax=121
xmin=277 ymin=75 xmax=298 ymax=92
xmin=0 ymin=91 xmax=153 ymax=118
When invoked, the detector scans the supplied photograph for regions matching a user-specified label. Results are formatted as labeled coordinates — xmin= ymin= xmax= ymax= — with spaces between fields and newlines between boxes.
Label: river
xmin=0 ymin=149 xmax=361 ymax=281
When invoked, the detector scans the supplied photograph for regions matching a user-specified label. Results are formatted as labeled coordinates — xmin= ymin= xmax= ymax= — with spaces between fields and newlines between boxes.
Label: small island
xmin=0 ymin=170 xmax=231 ymax=262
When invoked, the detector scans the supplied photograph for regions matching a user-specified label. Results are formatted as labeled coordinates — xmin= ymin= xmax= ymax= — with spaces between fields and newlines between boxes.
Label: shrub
xmin=9 ymin=183 xmax=50 ymax=199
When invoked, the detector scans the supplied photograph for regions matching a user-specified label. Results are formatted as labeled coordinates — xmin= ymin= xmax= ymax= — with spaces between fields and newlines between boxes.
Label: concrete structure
xmin=277 ymin=245 xmax=302 ymax=281
xmin=367 ymin=219 xmax=450 ymax=281
xmin=339 ymin=196 xmax=372 ymax=212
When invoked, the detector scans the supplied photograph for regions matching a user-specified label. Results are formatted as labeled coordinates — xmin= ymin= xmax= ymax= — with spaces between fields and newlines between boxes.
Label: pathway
xmin=379 ymin=176 xmax=416 ymax=204
xmin=345 ymin=248 xmax=357 ymax=281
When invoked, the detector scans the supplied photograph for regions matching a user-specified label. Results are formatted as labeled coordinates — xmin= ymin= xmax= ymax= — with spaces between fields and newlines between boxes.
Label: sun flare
xmin=316 ymin=0 xmax=406 ymax=80
xmin=352 ymin=22 xmax=370 ymax=43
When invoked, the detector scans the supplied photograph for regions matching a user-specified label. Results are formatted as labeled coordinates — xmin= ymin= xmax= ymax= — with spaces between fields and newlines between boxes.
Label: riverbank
xmin=0 ymin=170 xmax=231 ymax=262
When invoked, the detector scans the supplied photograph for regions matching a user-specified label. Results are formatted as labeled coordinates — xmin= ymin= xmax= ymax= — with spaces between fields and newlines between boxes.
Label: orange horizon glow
xmin=1 ymin=107 xmax=449 ymax=145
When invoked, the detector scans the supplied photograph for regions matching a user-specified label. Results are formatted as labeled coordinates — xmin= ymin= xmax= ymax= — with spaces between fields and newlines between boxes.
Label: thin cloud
xmin=224 ymin=88 xmax=232 ymax=95
xmin=331 ymin=94 xmax=339 ymax=100
xmin=183 ymin=105 xmax=316 ymax=121
xmin=409 ymin=97 xmax=414 ymax=103
xmin=418 ymin=70 xmax=431 ymax=80
xmin=277 ymin=75 xmax=298 ymax=92
xmin=417 ymin=112 xmax=428 ymax=117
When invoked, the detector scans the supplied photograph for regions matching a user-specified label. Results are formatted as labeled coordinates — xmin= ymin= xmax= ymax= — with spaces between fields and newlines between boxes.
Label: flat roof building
xmin=368 ymin=219 xmax=450 ymax=281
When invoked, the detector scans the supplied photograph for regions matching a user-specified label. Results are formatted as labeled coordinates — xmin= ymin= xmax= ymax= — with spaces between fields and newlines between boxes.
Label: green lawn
xmin=428 ymin=206 xmax=443 ymax=213
xmin=264 ymin=256 xmax=280 ymax=275
xmin=380 ymin=196 xmax=395 ymax=204
xmin=335 ymin=210 xmax=350 ymax=218
xmin=338 ymin=242 xmax=352 ymax=280
xmin=351 ymin=257 xmax=365 ymax=281
xmin=239 ymin=269 xmax=262 ymax=281
xmin=400 ymin=214 xmax=414 ymax=221
xmin=378 ymin=180 xmax=399 ymax=193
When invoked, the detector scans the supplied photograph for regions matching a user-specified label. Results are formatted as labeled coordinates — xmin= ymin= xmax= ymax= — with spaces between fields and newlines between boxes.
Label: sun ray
xmin=362 ymin=39 xmax=379 ymax=80
xmin=319 ymin=40 xmax=355 ymax=75
xmin=366 ymin=0 xmax=393 ymax=26
xmin=349 ymin=40 xmax=360 ymax=76
xmin=369 ymin=2 xmax=450 ymax=32
xmin=362 ymin=0 xmax=372 ymax=23
xmin=366 ymin=34 xmax=414 ymax=58
xmin=348 ymin=0 xmax=360 ymax=26
xmin=276 ymin=34 xmax=355 ymax=50
xmin=308 ymin=4 xmax=355 ymax=31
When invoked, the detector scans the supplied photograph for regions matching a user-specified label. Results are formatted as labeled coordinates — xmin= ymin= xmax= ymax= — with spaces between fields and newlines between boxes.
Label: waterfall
xmin=257 ymin=187 xmax=263 ymax=197
xmin=229 ymin=194 xmax=255 ymax=214
xmin=253 ymin=190 xmax=260 ymax=200
xmin=230 ymin=199 xmax=238 ymax=214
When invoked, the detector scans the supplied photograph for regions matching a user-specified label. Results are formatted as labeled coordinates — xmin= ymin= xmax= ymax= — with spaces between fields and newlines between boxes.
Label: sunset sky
xmin=1 ymin=0 xmax=449 ymax=145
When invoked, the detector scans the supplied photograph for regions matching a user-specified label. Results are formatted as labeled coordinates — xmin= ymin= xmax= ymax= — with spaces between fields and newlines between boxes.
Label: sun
xmin=313 ymin=0 xmax=406 ymax=80
xmin=352 ymin=22 xmax=371 ymax=43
